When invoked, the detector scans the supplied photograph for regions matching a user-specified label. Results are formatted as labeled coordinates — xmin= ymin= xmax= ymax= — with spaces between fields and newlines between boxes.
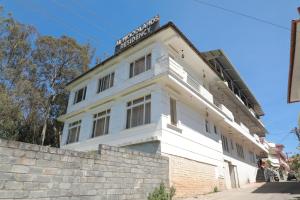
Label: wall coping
xmin=0 ymin=138 xmax=168 ymax=160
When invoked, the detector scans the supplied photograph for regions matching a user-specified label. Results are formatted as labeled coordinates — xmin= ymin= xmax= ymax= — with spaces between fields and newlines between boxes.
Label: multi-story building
xmin=265 ymin=142 xmax=289 ymax=180
xmin=58 ymin=17 xmax=268 ymax=197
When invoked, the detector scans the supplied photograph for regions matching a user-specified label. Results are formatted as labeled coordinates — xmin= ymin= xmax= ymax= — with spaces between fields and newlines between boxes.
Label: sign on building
xmin=115 ymin=15 xmax=160 ymax=54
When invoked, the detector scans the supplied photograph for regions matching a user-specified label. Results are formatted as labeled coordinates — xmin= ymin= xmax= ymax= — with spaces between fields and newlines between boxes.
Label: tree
xmin=33 ymin=36 xmax=93 ymax=145
xmin=0 ymin=7 xmax=36 ymax=88
xmin=289 ymin=154 xmax=300 ymax=178
xmin=0 ymin=6 xmax=94 ymax=146
xmin=0 ymin=84 xmax=22 ymax=139
xmin=0 ymin=7 xmax=39 ymax=142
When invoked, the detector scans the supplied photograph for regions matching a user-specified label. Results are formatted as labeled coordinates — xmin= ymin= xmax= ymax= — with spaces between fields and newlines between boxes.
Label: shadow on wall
xmin=252 ymin=182 xmax=300 ymax=194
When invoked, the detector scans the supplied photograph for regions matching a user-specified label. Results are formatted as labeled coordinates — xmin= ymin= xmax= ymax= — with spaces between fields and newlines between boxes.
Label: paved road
xmin=181 ymin=182 xmax=300 ymax=200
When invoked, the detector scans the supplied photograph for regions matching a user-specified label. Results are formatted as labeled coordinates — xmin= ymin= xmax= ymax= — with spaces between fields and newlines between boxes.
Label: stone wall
xmin=167 ymin=154 xmax=225 ymax=198
xmin=0 ymin=139 xmax=169 ymax=200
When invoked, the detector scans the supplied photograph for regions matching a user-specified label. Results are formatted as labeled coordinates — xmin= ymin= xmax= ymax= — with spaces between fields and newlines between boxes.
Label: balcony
xmin=217 ymin=104 xmax=234 ymax=121
xmin=160 ymin=56 xmax=268 ymax=153
xmin=168 ymin=57 xmax=214 ymax=104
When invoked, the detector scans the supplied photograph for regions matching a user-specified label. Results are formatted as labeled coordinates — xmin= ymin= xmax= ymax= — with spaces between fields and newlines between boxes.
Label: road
xmin=181 ymin=182 xmax=300 ymax=200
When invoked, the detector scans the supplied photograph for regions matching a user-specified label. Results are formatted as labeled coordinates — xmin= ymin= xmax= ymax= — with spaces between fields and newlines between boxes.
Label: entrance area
xmin=224 ymin=161 xmax=238 ymax=189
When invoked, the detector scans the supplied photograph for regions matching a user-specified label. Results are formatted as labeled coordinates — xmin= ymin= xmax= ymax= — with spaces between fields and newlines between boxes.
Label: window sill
xmin=90 ymin=134 xmax=109 ymax=139
xmin=123 ymin=123 xmax=155 ymax=132
xmin=65 ymin=141 xmax=79 ymax=145
xmin=167 ymin=124 xmax=182 ymax=133
xmin=128 ymin=68 xmax=153 ymax=79
xmin=73 ymin=100 xmax=85 ymax=105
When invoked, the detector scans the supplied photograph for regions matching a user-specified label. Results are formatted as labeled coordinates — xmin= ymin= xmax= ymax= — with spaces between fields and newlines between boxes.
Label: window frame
xmin=236 ymin=143 xmax=245 ymax=159
xmin=221 ymin=134 xmax=229 ymax=152
xmin=213 ymin=124 xmax=217 ymax=134
xmin=91 ymin=109 xmax=111 ymax=138
xmin=205 ymin=119 xmax=210 ymax=133
xmin=73 ymin=86 xmax=87 ymax=104
xmin=129 ymin=53 xmax=152 ymax=78
xmin=66 ymin=120 xmax=81 ymax=144
xmin=230 ymin=139 xmax=234 ymax=150
xmin=170 ymin=98 xmax=177 ymax=126
xmin=97 ymin=72 xmax=115 ymax=93
xmin=249 ymin=151 xmax=256 ymax=163
xmin=126 ymin=94 xmax=151 ymax=129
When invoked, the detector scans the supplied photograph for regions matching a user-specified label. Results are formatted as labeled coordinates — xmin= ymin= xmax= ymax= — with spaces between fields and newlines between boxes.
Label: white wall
xmin=66 ymin=42 xmax=162 ymax=114
xmin=157 ymin=86 xmax=260 ymax=187
xmin=61 ymin=39 xmax=262 ymax=188
xmin=157 ymin=86 xmax=224 ymax=180
xmin=61 ymin=85 xmax=164 ymax=151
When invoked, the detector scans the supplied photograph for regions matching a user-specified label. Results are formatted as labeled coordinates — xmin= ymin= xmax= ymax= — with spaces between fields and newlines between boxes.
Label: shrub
xmin=148 ymin=183 xmax=176 ymax=200
xmin=213 ymin=186 xmax=219 ymax=193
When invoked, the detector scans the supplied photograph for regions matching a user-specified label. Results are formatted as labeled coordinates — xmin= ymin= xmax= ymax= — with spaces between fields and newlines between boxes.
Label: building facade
xmin=264 ymin=142 xmax=290 ymax=180
xmin=58 ymin=20 xmax=268 ymax=197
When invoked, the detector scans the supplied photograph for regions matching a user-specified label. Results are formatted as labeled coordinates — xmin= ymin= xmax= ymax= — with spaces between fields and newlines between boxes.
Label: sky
xmin=1 ymin=0 xmax=300 ymax=155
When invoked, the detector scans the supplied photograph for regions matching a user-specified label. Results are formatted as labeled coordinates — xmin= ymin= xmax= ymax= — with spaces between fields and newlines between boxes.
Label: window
xmin=97 ymin=72 xmax=115 ymax=93
xmin=236 ymin=143 xmax=245 ymax=159
xmin=170 ymin=98 xmax=177 ymax=125
xmin=249 ymin=151 xmax=256 ymax=163
xmin=66 ymin=120 xmax=81 ymax=144
xmin=205 ymin=120 xmax=210 ymax=133
xmin=126 ymin=95 xmax=151 ymax=129
xmin=129 ymin=54 xmax=151 ymax=78
xmin=213 ymin=125 xmax=217 ymax=134
xmin=73 ymin=86 xmax=87 ymax=104
xmin=230 ymin=139 xmax=234 ymax=150
xmin=221 ymin=135 xmax=229 ymax=152
xmin=92 ymin=109 xmax=110 ymax=138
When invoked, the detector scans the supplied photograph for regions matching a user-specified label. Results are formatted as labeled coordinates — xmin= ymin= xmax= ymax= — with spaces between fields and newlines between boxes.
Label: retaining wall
xmin=0 ymin=139 xmax=169 ymax=200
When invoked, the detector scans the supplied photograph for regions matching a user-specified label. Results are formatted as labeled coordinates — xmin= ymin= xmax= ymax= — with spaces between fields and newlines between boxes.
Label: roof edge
xmin=201 ymin=49 xmax=265 ymax=116
xmin=67 ymin=21 xmax=213 ymax=89
xmin=288 ymin=19 xmax=300 ymax=103
xmin=66 ymin=22 xmax=176 ymax=88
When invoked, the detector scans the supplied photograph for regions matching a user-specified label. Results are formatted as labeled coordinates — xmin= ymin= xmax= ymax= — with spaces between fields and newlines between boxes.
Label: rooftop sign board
xmin=115 ymin=15 xmax=160 ymax=54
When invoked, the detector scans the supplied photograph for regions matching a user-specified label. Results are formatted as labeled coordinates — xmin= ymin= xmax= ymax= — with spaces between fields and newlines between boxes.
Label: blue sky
xmin=1 ymin=0 xmax=300 ymax=155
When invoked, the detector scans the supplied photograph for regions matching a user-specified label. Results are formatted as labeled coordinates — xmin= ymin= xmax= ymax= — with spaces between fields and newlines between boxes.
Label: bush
xmin=148 ymin=183 xmax=176 ymax=200
xmin=213 ymin=186 xmax=219 ymax=193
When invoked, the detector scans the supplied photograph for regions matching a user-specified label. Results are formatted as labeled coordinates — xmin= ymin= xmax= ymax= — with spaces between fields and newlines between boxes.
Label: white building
xmin=58 ymin=19 xmax=268 ymax=197
xmin=264 ymin=142 xmax=289 ymax=179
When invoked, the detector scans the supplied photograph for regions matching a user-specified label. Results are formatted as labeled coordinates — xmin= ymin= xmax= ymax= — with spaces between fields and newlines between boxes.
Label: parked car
xmin=287 ymin=172 xmax=297 ymax=181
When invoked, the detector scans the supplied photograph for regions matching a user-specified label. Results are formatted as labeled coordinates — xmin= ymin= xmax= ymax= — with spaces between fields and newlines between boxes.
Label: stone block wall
xmin=0 ymin=139 xmax=169 ymax=200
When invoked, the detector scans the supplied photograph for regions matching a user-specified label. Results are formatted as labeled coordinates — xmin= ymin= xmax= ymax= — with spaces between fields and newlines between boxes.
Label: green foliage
xmin=290 ymin=154 xmax=300 ymax=178
xmin=266 ymin=159 xmax=272 ymax=167
xmin=148 ymin=183 xmax=175 ymax=200
xmin=0 ymin=84 xmax=22 ymax=139
xmin=0 ymin=6 xmax=94 ymax=146
xmin=213 ymin=186 xmax=219 ymax=193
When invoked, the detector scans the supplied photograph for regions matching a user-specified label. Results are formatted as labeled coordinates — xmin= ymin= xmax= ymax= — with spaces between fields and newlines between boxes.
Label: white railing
xmin=166 ymin=57 xmax=268 ymax=153
xmin=168 ymin=57 xmax=213 ymax=104
xmin=240 ymin=122 xmax=250 ymax=134
xmin=218 ymin=104 xmax=234 ymax=121
xmin=169 ymin=57 xmax=187 ymax=80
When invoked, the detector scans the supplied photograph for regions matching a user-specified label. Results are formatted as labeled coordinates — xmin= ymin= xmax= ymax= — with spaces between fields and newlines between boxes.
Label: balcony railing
xmin=169 ymin=57 xmax=214 ymax=104
xmin=217 ymin=104 xmax=234 ymax=121
xmin=164 ymin=57 xmax=267 ymax=152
